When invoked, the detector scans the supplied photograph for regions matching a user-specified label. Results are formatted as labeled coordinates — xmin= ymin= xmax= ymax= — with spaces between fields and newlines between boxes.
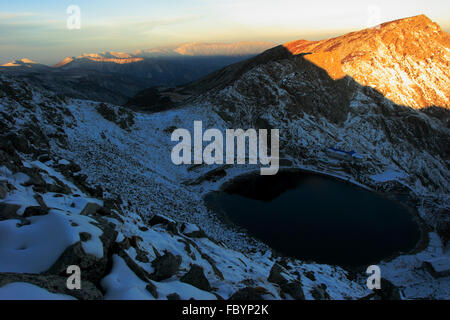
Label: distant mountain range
xmin=0 ymin=41 xmax=275 ymax=104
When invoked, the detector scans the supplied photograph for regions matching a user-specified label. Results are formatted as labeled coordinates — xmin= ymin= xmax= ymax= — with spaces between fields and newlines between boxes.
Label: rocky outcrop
xmin=0 ymin=203 xmax=21 ymax=221
xmin=268 ymin=264 xmax=288 ymax=286
xmin=95 ymin=103 xmax=135 ymax=131
xmin=150 ymin=251 xmax=182 ymax=281
xmin=268 ymin=263 xmax=305 ymax=300
xmin=46 ymin=217 xmax=117 ymax=286
xmin=360 ymin=279 xmax=401 ymax=300
xmin=22 ymin=206 xmax=49 ymax=218
xmin=180 ymin=264 xmax=212 ymax=291
xmin=310 ymin=284 xmax=331 ymax=300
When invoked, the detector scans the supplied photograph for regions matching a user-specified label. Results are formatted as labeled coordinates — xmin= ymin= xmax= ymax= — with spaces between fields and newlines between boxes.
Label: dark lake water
xmin=205 ymin=171 xmax=421 ymax=268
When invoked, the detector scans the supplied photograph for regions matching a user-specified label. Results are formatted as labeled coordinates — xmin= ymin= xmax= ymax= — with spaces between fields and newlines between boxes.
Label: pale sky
xmin=1 ymin=0 xmax=449 ymax=64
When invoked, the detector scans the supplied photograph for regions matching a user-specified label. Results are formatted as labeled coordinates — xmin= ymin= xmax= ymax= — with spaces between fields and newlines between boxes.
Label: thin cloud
xmin=0 ymin=12 xmax=38 ymax=20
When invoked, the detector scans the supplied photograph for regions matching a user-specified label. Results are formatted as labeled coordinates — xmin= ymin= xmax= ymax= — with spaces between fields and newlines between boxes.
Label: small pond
xmin=205 ymin=171 xmax=421 ymax=268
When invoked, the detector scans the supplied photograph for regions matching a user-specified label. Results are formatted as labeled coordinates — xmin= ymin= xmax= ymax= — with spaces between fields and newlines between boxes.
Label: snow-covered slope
xmin=0 ymin=74 xmax=374 ymax=300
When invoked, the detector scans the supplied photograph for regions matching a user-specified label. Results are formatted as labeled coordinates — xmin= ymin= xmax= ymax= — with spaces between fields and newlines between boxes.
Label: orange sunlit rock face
xmin=82 ymin=57 xmax=144 ymax=64
xmin=283 ymin=15 xmax=450 ymax=109
xmin=303 ymin=52 xmax=346 ymax=80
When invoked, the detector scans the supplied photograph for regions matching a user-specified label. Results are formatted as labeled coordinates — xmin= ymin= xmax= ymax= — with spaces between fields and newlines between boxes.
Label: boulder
xmin=46 ymin=181 xmax=72 ymax=195
xmin=46 ymin=217 xmax=117 ymax=286
xmin=66 ymin=162 xmax=81 ymax=173
xmin=436 ymin=219 xmax=450 ymax=246
xmin=267 ymin=263 xmax=288 ymax=286
xmin=80 ymin=203 xmax=102 ymax=216
xmin=21 ymin=168 xmax=46 ymax=189
xmin=79 ymin=232 xmax=92 ymax=242
xmin=37 ymin=154 xmax=51 ymax=163
xmin=145 ymin=283 xmax=158 ymax=299
xmin=373 ymin=279 xmax=402 ymax=300
xmin=135 ymin=248 xmax=150 ymax=263
xmin=182 ymin=225 xmax=208 ymax=239
xmin=45 ymin=242 xmax=107 ymax=285
xmin=115 ymin=247 xmax=153 ymax=283
xmin=22 ymin=206 xmax=49 ymax=218
xmin=280 ymin=281 xmax=305 ymax=300
xmin=10 ymin=134 xmax=32 ymax=154
xmin=150 ymin=251 xmax=182 ymax=281
xmin=0 ymin=181 xmax=9 ymax=199
xmin=310 ymin=284 xmax=330 ymax=300
xmin=0 ymin=202 xmax=21 ymax=221
xmin=148 ymin=214 xmax=178 ymax=234
xmin=180 ymin=264 xmax=212 ymax=291
xmin=148 ymin=214 xmax=174 ymax=227
xmin=167 ymin=293 xmax=181 ymax=300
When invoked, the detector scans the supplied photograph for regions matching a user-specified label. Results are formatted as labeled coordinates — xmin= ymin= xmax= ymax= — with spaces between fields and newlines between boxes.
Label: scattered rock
xmin=115 ymin=246 xmax=153 ymax=282
xmin=150 ymin=251 xmax=182 ymax=281
xmin=80 ymin=203 xmax=102 ymax=216
xmin=22 ymin=206 xmax=49 ymax=218
xmin=167 ymin=293 xmax=181 ymax=300
xmin=135 ymin=248 xmax=150 ymax=263
xmin=310 ymin=284 xmax=330 ymax=300
xmin=79 ymin=232 xmax=92 ymax=242
xmin=0 ymin=202 xmax=21 ymax=221
xmin=280 ymin=282 xmax=305 ymax=300
xmin=373 ymin=279 xmax=402 ymax=300
xmin=129 ymin=235 xmax=143 ymax=248
xmin=148 ymin=214 xmax=174 ymax=227
xmin=37 ymin=154 xmax=51 ymax=163
xmin=180 ymin=264 xmax=212 ymax=291
xmin=184 ymin=167 xmax=228 ymax=185
xmin=229 ymin=287 xmax=265 ymax=300
xmin=0 ymin=181 xmax=9 ymax=199
xmin=148 ymin=214 xmax=178 ymax=234
xmin=183 ymin=228 xmax=208 ymax=239
xmin=145 ymin=283 xmax=158 ymax=299
xmin=47 ymin=217 xmax=117 ymax=286
xmin=33 ymin=194 xmax=48 ymax=209
xmin=436 ymin=220 xmax=450 ymax=246
xmin=9 ymin=134 xmax=32 ymax=154
xmin=21 ymin=168 xmax=46 ymax=188
xmin=66 ymin=162 xmax=81 ymax=173
xmin=268 ymin=263 xmax=288 ymax=286
xmin=46 ymin=182 xmax=71 ymax=195
xmin=118 ymin=237 xmax=132 ymax=250
xmin=303 ymin=270 xmax=316 ymax=281
xmin=45 ymin=242 xmax=107 ymax=285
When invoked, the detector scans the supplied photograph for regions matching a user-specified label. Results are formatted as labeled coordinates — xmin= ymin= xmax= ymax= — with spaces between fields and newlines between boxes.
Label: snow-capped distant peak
xmin=2 ymin=58 xmax=38 ymax=67
xmin=173 ymin=41 xmax=275 ymax=56
xmin=53 ymin=57 xmax=74 ymax=68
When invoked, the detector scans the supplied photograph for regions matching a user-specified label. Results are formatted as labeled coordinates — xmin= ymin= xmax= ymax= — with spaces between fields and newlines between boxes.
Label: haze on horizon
xmin=1 ymin=0 xmax=449 ymax=65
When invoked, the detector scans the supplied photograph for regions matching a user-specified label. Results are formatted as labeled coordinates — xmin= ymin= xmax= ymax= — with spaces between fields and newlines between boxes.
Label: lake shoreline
xmin=204 ymin=167 xmax=428 ymax=272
